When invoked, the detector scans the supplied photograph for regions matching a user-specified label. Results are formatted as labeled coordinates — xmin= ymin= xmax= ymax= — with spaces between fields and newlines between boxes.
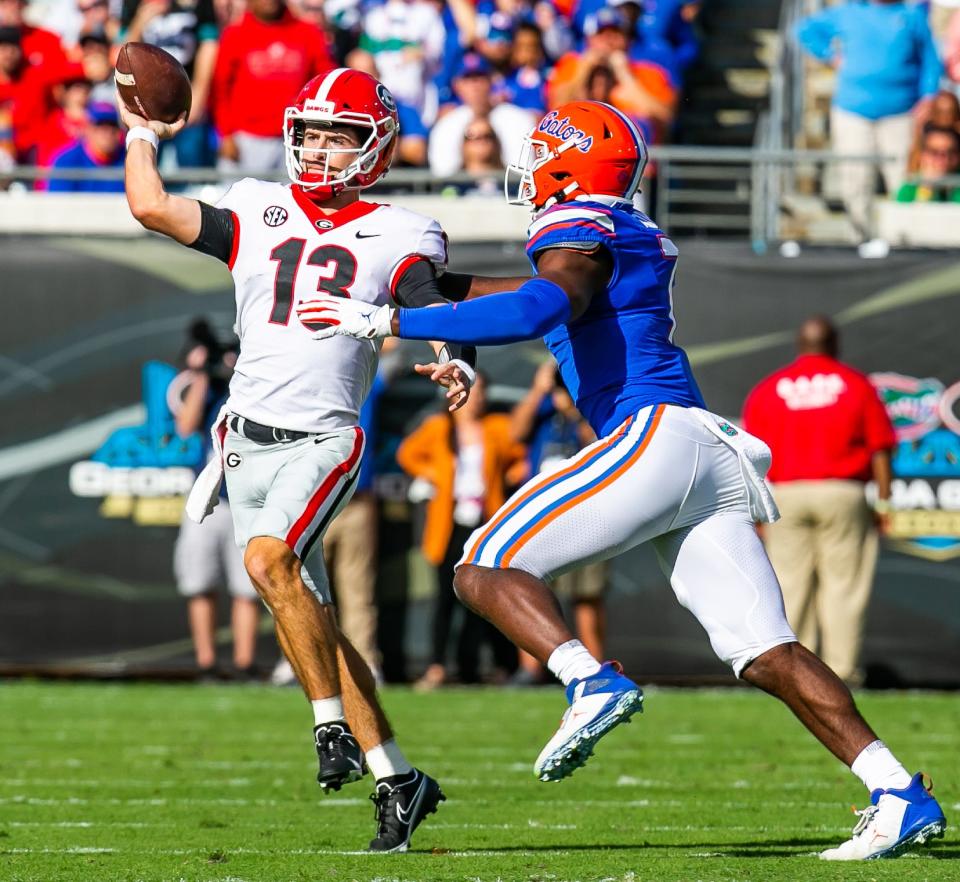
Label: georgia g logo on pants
xmin=225 ymin=452 xmax=243 ymax=470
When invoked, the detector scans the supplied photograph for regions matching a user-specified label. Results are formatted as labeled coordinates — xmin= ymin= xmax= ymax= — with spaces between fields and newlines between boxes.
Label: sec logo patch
xmin=225 ymin=451 xmax=243 ymax=470
xmin=263 ymin=206 xmax=288 ymax=227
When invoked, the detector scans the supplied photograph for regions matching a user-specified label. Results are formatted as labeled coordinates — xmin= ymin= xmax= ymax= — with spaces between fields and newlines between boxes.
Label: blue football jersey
xmin=525 ymin=197 xmax=706 ymax=437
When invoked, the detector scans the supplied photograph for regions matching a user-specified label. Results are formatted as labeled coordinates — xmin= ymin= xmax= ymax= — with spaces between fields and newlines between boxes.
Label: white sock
xmin=311 ymin=696 xmax=345 ymax=727
xmin=365 ymin=739 xmax=413 ymax=781
xmin=850 ymin=740 xmax=912 ymax=792
xmin=546 ymin=639 xmax=602 ymax=686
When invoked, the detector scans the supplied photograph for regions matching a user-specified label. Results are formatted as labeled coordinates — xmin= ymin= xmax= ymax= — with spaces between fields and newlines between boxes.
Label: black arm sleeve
xmin=188 ymin=201 xmax=236 ymax=264
xmin=435 ymin=271 xmax=474 ymax=302
xmin=393 ymin=258 xmax=477 ymax=368
xmin=393 ymin=257 xmax=446 ymax=308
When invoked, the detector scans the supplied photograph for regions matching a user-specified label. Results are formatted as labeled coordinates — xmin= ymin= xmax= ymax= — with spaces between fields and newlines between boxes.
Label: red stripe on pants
xmin=284 ymin=427 xmax=364 ymax=552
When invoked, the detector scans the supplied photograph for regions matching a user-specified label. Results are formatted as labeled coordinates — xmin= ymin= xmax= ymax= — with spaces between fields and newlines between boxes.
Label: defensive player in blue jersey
xmin=298 ymin=100 xmax=946 ymax=860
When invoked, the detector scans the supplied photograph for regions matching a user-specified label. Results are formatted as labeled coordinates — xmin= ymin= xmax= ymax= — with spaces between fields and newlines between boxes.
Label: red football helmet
xmin=284 ymin=68 xmax=399 ymax=196
xmin=505 ymin=101 xmax=648 ymax=210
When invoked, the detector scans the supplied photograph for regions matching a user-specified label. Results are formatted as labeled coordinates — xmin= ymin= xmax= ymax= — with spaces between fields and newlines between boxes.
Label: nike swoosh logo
xmin=355 ymin=231 xmax=380 ymax=239
xmin=396 ymin=777 xmax=426 ymax=825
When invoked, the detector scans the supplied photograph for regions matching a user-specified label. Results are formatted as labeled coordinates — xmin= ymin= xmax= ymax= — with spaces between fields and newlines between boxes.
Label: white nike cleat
xmin=820 ymin=773 xmax=946 ymax=860
xmin=534 ymin=661 xmax=643 ymax=782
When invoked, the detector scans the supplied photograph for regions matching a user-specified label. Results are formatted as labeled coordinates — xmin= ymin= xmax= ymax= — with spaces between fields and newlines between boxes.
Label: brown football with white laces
xmin=115 ymin=42 xmax=192 ymax=125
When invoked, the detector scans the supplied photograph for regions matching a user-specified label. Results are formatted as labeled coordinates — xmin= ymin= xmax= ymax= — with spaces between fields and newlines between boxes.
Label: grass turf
xmin=0 ymin=682 xmax=956 ymax=881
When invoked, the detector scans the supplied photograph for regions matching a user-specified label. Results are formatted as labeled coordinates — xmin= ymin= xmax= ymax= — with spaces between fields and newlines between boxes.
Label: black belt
xmin=229 ymin=415 xmax=311 ymax=444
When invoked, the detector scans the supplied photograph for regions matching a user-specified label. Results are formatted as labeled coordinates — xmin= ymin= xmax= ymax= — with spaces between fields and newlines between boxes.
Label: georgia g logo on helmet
xmin=375 ymin=83 xmax=397 ymax=114
xmin=505 ymin=101 xmax=648 ymax=211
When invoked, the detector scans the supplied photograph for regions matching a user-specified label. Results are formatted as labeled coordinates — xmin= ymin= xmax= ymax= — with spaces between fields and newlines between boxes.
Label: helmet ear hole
xmin=550 ymin=171 xmax=570 ymax=181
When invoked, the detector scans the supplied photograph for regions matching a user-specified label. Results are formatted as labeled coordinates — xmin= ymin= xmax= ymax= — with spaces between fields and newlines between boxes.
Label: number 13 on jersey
xmin=269 ymin=239 xmax=358 ymax=325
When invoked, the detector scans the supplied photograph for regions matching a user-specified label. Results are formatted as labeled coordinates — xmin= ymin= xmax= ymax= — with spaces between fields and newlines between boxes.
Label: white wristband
xmin=126 ymin=126 xmax=159 ymax=151
xmin=448 ymin=358 xmax=477 ymax=388
xmin=372 ymin=305 xmax=395 ymax=339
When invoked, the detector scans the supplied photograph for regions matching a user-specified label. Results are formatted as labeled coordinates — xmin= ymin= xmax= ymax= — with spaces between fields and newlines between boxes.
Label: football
xmin=115 ymin=42 xmax=192 ymax=125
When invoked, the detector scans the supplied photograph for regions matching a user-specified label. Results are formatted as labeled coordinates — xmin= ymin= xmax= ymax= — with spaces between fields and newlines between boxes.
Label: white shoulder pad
xmin=215 ymin=178 xmax=286 ymax=215
xmin=382 ymin=206 xmax=449 ymax=274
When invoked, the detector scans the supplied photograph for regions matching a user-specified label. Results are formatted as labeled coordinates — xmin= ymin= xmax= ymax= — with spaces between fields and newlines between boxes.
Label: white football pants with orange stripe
xmin=459 ymin=404 xmax=796 ymax=675
xmin=223 ymin=422 xmax=364 ymax=604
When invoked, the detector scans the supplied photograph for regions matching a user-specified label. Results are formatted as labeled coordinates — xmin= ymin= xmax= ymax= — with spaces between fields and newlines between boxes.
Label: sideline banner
xmin=872 ymin=373 xmax=960 ymax=561
xmin=69 ymin=361 xmax=201 ymax=527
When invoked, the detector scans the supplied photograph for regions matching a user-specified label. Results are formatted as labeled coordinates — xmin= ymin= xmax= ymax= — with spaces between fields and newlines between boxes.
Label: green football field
xmin=0 ymin=682 xmax=956 ymax=882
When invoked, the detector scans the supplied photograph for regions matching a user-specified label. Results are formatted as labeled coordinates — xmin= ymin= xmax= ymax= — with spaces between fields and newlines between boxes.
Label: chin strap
xmin=540 ymin=181 xmax=583 ymax=213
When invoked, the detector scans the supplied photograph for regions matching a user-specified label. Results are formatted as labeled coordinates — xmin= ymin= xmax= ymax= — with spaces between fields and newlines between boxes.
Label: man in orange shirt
xmin=397 ymin=373 xmax=527 ymax=687
xmin=743 ymin=316 xmax=896 ymax=687
xmin=546 ymin=8 xmax=676 ymax=139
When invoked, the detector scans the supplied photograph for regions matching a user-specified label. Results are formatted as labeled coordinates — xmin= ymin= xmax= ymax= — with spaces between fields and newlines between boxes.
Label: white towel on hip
xmin=185 ymin=405 xmax=229 ymax=524
xmin=691 ymin=408 xmax=780 ymax=524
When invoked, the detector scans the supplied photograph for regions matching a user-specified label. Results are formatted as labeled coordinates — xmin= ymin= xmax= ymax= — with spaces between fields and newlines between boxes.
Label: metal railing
xmin=1 ymin=165 xmax=485 ymax=192
xmin=5 ymin=148 xmax=960 ymax=251
xmin=769 ymin=0 xmax=829 ymax=155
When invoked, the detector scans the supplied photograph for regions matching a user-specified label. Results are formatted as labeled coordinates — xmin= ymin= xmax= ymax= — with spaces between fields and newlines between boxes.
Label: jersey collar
xmin=575 ymin=193 xmax=635 ymax=209
xmin=291 ymin=186 xmax=382 ymax=232
xmin=531 ymin=192 xmax=634 ymax=221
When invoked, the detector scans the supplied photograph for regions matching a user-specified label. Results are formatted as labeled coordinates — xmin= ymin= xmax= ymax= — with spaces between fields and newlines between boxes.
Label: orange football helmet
xmin=505 ymin=101 xmax=648 ymax=210
xmin=283 ymin=68 xmax=399 ymax=196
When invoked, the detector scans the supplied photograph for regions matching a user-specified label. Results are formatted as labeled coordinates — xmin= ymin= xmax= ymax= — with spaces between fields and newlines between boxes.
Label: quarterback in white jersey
xmin=119 ymin=68 xmax=463 ymax=852
xmin=220 ymin=178 xmax=451 ymax=435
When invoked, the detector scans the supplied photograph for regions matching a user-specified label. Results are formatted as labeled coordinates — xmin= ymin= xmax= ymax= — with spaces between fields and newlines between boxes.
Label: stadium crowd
xmin=0 ymin=0 xmax=703 ymax=183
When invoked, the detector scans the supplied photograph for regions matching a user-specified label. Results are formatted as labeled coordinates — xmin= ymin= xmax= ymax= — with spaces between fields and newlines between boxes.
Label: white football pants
xmin=459 ymin=404 xmax=796 ymax=675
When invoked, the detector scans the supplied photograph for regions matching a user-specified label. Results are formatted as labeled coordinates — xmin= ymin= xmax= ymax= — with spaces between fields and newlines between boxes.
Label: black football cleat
xmin=314 ymin=722 xmax=366 ymax=792
xmin=368 ymin=768 xmax=445 ymax=852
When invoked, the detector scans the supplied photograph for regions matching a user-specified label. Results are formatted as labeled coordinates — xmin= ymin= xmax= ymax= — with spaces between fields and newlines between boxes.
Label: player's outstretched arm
xmin=119 ymin=98 xmax=200 ymax=245
xmin=298 ymin=247 xmax=611 ymax=347
xmin=394 ymin=246 xmax=612 ymax=344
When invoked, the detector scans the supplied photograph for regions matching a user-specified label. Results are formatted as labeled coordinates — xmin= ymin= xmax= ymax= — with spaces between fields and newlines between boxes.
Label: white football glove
xmin=297 ymin=297 xmax=395 ymax=340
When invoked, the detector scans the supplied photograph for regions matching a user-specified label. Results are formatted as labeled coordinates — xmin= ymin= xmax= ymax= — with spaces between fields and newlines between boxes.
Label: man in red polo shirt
xmin=0 ymin=0 xmax=69 ymax=72
xmin=743 ymin=316 xmax=895 ymax=687
xmin=211 ymin=0 xmax=333 ymax=171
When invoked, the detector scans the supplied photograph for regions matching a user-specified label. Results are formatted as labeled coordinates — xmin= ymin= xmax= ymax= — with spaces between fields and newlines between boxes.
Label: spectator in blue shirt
xmin=476 ymin=11 xmax=516 ymax=77
xmin=433 ymin=0 xmax=476 ymax=109
xmin=48 ymin=101 xmax=124 ymax=192
xmin=475 ymin=0 xmax=571 ymax=60
xmin=797 ymin=0 xmax=943 ymax=250
xmin=572 ymin=0 xmax=692 ymax=83
xmin=638 ymin=0 xmax=701 ymax=73
xmin=499 ymin=21 xmax=549 ymax=113
xmin=395 ymin=99 xmax=429 ymax=166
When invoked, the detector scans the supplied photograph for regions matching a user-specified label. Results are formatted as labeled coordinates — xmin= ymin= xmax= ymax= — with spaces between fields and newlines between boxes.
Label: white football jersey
xmin=216 ymin=179 xmax=447 ymax=434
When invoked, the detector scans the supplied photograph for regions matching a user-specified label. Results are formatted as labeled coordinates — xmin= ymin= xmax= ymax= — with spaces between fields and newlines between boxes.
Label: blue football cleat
xmin=820 ymin=772 xmax=947 ymax=860
xmin=534 ymin=661 xmax=643 ymax=782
